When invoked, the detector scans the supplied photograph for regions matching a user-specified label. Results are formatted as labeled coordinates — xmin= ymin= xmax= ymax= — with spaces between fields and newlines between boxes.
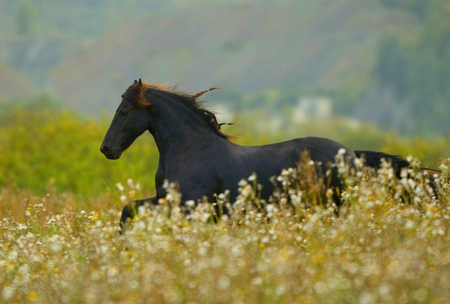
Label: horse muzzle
xmin=100 ymin=145 xmax=122 ymax=160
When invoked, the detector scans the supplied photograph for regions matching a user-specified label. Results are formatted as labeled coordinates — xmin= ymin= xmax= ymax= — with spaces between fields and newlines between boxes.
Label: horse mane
xmin=122 ymin=79 xmax=231 ymax=140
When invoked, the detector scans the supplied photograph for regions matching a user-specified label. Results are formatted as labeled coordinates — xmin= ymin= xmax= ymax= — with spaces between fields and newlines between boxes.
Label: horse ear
xmin=192 ymin=87 xmax=220 ymax=99
xmin=138 ymin=78 xmax=143 ymax=87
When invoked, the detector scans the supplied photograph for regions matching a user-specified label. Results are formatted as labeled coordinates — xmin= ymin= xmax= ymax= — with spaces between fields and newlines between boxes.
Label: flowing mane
xmin=122 ymin=79 xmax=231 ymax=140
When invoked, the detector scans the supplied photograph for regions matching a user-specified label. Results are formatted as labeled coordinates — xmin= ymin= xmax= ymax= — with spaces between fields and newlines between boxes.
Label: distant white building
xmin=293 ymin=97 xmax=333 ymax=123
xmin=211 ymin=103 xmax=234 ymax=124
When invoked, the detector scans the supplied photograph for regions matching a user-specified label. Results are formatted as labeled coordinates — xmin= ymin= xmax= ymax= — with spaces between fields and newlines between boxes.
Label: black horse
xmin=100 ymin=80 xmax=433 ymax=231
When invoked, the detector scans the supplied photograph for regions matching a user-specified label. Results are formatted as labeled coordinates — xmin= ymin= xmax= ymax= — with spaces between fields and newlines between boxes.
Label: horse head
xmin=100 ymin=79 xmax=151 ymax=159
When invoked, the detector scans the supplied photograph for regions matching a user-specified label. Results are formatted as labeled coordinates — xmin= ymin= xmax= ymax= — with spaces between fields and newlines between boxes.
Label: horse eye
xmin=121 ymin=111 xmax=128 ymax=116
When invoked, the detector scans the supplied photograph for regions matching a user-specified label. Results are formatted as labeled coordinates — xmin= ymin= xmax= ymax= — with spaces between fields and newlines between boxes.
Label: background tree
xmin=16 ymin=0 xmax=40 ymax=37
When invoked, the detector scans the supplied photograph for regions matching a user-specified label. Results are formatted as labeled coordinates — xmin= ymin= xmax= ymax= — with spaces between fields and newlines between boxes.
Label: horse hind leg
xmin=119 ymin=196 xmax=159 ymax=234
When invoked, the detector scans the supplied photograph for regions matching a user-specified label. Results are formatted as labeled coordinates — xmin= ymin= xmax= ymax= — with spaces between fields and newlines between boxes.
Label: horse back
xmin=217 ymin=137 xmax=356 ymax=200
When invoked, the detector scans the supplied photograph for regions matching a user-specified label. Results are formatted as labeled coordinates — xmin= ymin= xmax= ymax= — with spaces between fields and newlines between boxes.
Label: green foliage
xmin=375 ymin=0 xmax=450 ymax=135
xmin=0 ymin=103 xmax=159 ymax=197
xmin=1 ymin=0 xmax=255 ymax=39
xmin=379 ymin=0 xmax=428 ymax=17
xmin=375 ymin=34 xmax=407 ymax=96
xmin=16 ymin=0 xmax=41 ymax=36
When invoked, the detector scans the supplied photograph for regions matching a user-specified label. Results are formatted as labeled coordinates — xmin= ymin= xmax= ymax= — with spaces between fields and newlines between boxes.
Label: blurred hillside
xmin=50 ymin=0 xmax=418 ymax=114
xmin=0 ymin=0 xmax=449 ymax=136
xmin=0 ymin=61 xmax=38 ymax=100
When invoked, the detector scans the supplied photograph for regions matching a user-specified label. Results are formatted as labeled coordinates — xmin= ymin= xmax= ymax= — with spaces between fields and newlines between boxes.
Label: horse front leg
xmin=119 ymin=196 xmax=159 ymax=234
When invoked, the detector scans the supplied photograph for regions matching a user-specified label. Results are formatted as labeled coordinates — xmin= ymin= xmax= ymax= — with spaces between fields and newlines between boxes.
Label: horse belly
xmin=221 ymin=152 xmax=297 ymax=201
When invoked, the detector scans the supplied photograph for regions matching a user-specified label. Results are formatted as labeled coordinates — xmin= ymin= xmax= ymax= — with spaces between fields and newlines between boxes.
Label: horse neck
xmin=148 ymin=96 xmax=226 ymax=159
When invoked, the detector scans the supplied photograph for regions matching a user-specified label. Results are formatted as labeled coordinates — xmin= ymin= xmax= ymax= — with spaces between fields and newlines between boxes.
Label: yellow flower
xmin=28 ymin=292 xmax=39 ymax=302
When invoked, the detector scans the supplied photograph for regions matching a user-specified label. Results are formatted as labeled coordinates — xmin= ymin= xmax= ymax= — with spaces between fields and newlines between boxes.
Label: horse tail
xmin=354 ymin=150 xmax=410 ymax=177
xmin=355 ymin=150 xmax=444 ymax=197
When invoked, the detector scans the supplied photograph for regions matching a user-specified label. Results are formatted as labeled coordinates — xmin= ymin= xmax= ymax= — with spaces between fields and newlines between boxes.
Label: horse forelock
xmin=122 ymin=82 xmax=159 ymax=107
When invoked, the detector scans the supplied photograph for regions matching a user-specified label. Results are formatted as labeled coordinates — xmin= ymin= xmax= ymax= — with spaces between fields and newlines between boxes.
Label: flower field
xmin=1 ymin=155 xmax=450 ymax=303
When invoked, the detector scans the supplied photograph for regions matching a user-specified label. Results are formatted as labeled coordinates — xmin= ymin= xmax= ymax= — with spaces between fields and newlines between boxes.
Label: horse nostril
xmin=101 ymin=145 xmax=110 ymax=155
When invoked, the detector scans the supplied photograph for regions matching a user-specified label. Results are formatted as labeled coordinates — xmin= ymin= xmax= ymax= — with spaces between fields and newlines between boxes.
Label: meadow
xmin=1 ymin=102 xmax=450 ymax=303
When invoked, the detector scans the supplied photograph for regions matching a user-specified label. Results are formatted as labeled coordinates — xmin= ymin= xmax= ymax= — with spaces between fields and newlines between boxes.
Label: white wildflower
xmin=116 ymin=183 xmax=124 ymax=191
xmin=251 ymin=277 xmax=263 ymax=286
xmin=219 ymin=276 xmax=230 ymax=290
